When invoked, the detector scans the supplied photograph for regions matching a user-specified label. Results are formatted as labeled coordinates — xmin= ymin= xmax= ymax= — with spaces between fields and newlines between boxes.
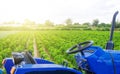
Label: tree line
xmin=21 ymin=18 xmax=120 ymax=28
xmin=1 ymin=18 xmax=120 ymax=28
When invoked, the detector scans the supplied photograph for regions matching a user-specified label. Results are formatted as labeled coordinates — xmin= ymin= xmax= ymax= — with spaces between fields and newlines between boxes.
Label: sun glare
xmin=0 ymin=0 xmax=119 ymax=26
xmin=0 ymin=0 xmax=52 ymax=25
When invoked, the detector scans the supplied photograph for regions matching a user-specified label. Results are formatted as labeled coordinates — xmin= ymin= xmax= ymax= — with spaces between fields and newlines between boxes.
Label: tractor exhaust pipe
xmin=106 ymin=11 xmax=119 ymax=50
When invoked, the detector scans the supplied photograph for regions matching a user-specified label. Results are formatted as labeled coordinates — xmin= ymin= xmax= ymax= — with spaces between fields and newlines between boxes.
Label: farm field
xmin=0 ymin=30 xmax=120 ymax=68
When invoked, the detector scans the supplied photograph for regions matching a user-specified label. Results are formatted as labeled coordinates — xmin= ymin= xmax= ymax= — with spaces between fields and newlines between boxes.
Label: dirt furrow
xmin=33 ymin=38 xmax=40 ymax=57
xmin=43 ymin=46 xmax=54 ymax=61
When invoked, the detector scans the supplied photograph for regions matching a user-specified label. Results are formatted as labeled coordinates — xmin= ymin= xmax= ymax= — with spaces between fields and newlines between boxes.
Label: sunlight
xmin=0 ymin=0 xmax=51 ymax=24
xmin=0 ymin=0 xmax=119 ymax=25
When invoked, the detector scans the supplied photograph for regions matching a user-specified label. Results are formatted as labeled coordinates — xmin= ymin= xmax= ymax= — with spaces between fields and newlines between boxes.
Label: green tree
xmin=83 ymin=22 xmax=91 ymax=26
xmin=44 ymin=20 xmax=54 ymax=26
xmin=73 ymin=22 xmax=81 ymax=25
xmin=98 ymin=23 xmax=106 ymax=27
xmin=115 ymin=21 xmax=120 ymax=28
xmin=65 ymin=18 xmax=72 ymax=26
xmin=98 ymin=23 xmax=110 ymax=27
xmin=23 ymin=19 xmax=36 ymax=26
xmin=3 ymin=21 xmax=16 ymax=24
xmin=92 ymin=19 xmax=99 ymax=27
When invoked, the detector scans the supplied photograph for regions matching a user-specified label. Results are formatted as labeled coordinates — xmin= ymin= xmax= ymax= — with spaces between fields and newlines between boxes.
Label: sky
xmin=0 ymin=0 xmax=120 ymax=24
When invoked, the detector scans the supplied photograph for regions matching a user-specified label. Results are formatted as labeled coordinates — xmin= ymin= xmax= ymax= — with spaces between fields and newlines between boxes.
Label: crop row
xmin=0 ymin=30 xmax=120 ymax=68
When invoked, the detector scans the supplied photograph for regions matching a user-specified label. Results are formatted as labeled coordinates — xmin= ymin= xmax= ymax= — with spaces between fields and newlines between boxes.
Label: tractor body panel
xmin=14 ymin=64 xmax=81 ymax=74
xmin=3 ymin=58 xmax=82 ymax=74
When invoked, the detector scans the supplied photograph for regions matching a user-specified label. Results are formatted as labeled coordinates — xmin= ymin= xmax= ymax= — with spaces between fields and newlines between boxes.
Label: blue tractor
xmin=0 ymin=11 xmax=120 ymax=74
